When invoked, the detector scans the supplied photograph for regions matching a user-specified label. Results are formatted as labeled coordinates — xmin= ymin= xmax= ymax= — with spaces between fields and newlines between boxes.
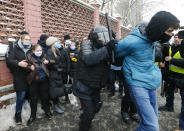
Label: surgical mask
xmin=54 ymin=42 xmax=62 ymax=49
xmin=159 ymin=33 xmax=172 ymax=43
xmin=34 ymin=51 xmax=42 ymax=57
xmin=70 ymin=46 xmax=76 ymax=50
xmin=23 ymin=42 xmax=31 ymax=48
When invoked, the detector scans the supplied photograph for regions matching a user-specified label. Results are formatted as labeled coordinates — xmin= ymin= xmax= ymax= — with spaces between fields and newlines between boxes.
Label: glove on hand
xmin=106 ymin=40 xmax=116 ymax=56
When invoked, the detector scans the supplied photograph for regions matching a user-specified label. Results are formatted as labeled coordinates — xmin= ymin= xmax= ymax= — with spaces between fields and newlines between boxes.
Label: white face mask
xmin=70 ymin=46 xmax=76 ymax=50
xmin=34 ymin=51 xmax=42 ymax=57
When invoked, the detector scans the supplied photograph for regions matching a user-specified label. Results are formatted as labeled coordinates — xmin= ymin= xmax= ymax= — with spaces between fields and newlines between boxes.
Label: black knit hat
xmin=20 ymin=31 xmax=29 ymax=35
xmin=40 ymin=34 xmax=48 ymax=41
xmin=64 ymin=34 xmax=70 ymax=40
xmin=146 ymin=11 xmax=180 ymax=42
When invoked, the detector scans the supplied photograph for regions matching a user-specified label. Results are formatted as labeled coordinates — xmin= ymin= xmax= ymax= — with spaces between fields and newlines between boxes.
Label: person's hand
xmin=43 ymin=59 xmax=49 ymax=64
xmin=165 ymin=56 xmax=172 ymax=61
xmin=160 ymin=62 xmax=165 ymax=68
xmin=18 ymin=60 xmax=28 ymax=68
xmin=30 ymin=65 xmax=35 ymax=71
xmin=106 ymin=40 xmax=117 ymax=53
xmin=112 ymin=31 xmax=116 ymax=39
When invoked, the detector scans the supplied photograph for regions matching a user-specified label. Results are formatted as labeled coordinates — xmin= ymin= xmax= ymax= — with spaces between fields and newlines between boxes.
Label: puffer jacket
xmin=115 ymin=23 xmax=162 ymax=90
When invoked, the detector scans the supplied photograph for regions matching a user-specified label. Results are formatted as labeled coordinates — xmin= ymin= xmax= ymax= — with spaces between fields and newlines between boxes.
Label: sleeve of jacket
xmin=170 ymin=58 xmax=184 ymax=68
xmin=7 ymin=47 xmax=19 ymax=68
xmin=155 ymin=42 xmax=163 ymax=62
xmin=115 ymin=36 xmax=134 ymax=57
xmin=81 ymin=46 xmax=109 ymax=66
xmin=46 ymin=49 xmax=58 ymax=70
xmin=64 ymin=49 xmax=71 ymax=73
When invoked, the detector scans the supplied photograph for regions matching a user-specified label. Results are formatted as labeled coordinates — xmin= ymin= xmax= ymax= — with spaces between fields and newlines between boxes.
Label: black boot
xmin=130 ymin=113 xmax=140 ymax=123
xmin=27 ymin=117 xmax=36 ymax=126
xmin=158 ymin=105 xmax=174 ymax=112
xmin=15 ymin=112 xmax=22 ymax=125
xmin=45 ymin=111 xmax=52 ymax=119
xmin=79 ymin=120 xmax=91 ymax=131
xmin=121 ymin=112 xmax=131 ymax=124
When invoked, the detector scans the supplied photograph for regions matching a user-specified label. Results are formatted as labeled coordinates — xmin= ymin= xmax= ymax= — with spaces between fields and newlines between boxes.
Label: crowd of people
xmin=5 ymin=10 xmax=184 ymax=131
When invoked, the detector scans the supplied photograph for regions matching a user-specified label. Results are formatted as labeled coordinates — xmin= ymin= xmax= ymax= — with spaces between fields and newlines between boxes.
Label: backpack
xmin=5 ymin=41 xmax=16 ymax=72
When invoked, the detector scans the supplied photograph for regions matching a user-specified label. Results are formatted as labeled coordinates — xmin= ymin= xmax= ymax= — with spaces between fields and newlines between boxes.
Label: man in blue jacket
xmin=115 ymin=11 xmax=180 ymax=131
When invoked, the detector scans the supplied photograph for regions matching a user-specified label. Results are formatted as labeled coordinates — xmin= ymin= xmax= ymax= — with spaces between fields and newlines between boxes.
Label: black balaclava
xmin=146 ymin=11 xmax=179 ymax=42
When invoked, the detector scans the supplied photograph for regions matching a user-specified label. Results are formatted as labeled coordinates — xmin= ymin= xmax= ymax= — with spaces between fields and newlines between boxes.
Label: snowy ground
xmin=0 ymin=86 xmax=182 ymax=131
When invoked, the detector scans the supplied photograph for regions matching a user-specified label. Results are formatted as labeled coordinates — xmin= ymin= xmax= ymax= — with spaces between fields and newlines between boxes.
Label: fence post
xmin=23 ymin=0 xmax=42 ymax=44
xmin=116 ymin=17 xmax=121 ymax=39
xmin=91 ymin=4 xmax=100 ymax=27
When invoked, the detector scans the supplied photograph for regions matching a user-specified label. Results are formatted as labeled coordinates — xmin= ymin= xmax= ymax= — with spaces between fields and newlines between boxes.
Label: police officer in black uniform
xmin=73 ymin=26 xmax=115 ymax=131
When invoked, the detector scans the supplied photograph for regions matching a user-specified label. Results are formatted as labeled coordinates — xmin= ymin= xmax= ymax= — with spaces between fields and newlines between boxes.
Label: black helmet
xmin=88 ymin=26 xmax=110 ymax=44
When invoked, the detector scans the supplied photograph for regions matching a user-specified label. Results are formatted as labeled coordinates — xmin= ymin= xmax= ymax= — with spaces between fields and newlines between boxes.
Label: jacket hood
xmin=17 ymin=39 xmax=31 ymax=53
xmin=146 ymin=11 xmax=180 ymax=42
xmin=129 ymin=22 xmax=150 ymax=42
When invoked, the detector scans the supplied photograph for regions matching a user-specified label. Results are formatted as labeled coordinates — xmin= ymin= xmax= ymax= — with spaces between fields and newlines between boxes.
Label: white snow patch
xmin=0 ymin=101 xmax=45 ymax=131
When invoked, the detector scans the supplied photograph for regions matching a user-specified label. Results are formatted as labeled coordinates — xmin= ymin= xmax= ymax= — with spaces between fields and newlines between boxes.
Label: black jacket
xmin=46 ymin=48 xmax=70 ymax=89
xmin=7 ymin=42 xmax=31 ymax=91
xmin=73 ymin=43 xmax=110 ymax=99
xmin=68 ymin=48 xmax=79 ymax=76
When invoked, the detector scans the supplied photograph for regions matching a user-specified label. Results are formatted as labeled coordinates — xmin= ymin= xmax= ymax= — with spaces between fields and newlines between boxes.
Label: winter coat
xmin=115 ymin=23 xmax=162 ymax=90
xmin=26 ymin=51 xmax=49 ymax=85
xmin=7 ymin=39 xmax=31 ymax=91
xmin=73 ymin=42 xmax=110 ymax=99
xmin=46 ymin=47 xmax=69 ymax=89
xmin=68 ymin=48 xmax=79 ymax=77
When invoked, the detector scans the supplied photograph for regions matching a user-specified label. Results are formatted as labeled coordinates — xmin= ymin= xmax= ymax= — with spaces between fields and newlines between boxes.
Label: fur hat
xmin=46 ymin=37 xmax=60 ymax=46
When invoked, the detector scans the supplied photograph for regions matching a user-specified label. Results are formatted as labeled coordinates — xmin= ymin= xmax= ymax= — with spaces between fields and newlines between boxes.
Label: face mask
xmin=159 ymin=33 xmax=172 ymax=43
xmin=34 ymin=51 xmax=42 ymax=57
xmin=54 ymin=42 xmax=62 ymax=49
xmin=70 ymin=46 xmax=76 ymax=50
xmin=23 ymin=42 xmax=30 ymax=48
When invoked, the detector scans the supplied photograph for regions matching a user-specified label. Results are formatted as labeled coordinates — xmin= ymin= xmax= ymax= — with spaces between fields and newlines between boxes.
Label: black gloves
xmin=112 ymin=31 xmax=116 ymax=39
xmin=106 ymin=40 xmax=116 ymax=56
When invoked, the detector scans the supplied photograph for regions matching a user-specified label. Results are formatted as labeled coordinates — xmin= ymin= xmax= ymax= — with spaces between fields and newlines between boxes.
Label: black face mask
xmin=93 ymin=40 xmax=104 ymax=49
xmin=159 ymin=33 xmax=172 ymax=43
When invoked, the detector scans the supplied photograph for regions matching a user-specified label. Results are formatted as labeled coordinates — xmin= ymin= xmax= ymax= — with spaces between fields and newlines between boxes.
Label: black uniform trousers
xmin=79 ymin=90 xmax=102 ymax=131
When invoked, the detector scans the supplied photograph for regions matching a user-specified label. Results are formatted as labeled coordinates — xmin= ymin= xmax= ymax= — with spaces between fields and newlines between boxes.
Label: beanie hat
xmin=20 ymin=31 xmax=29 ymax=35
xmin=146 ymin=11 xmax=180 ymax=42
xmin=40 ymin=34 xmax=48 ymax=41
xmin=46 ymin=37 xmax=60 ymax=46
xmin=64 ymin=34 xmax=70 ymax=40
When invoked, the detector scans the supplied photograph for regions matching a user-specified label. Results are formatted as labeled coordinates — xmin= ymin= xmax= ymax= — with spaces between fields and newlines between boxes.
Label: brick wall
xmin=23 ymin=0 xmax=42 ymax=44
xmin=0 ymin=0 xmax=130 ymax=89
xmin=121 ymin=26 xmax=130 ymax=39
xmin=0 ymin=0 xmax=25 ymax=43
xmin=0 ymin=61 xmax=13 ymax=86
xmin=41 ymin=0 xmax=94 ymax=41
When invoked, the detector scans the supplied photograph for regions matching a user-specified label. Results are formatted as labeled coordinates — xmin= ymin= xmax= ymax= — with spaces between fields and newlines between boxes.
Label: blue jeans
xmin=129 ymin=86 xmax=159 ymax=131
xmin=16 ymin=91 xmax=26 ymax=113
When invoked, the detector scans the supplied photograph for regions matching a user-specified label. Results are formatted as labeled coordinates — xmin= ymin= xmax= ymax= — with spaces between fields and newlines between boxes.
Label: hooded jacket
xmin=115 ymin=23 xmax=161 ymax=90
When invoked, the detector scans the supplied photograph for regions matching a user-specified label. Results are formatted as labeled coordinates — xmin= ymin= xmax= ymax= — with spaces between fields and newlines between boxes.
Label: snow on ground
xmin=0 ymin=101 xmax=44 ymax=131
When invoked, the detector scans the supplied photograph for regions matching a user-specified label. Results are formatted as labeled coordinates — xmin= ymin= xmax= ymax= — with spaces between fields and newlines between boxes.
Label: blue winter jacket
xmin=115 ymin=24 xmax=161 ymax=90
